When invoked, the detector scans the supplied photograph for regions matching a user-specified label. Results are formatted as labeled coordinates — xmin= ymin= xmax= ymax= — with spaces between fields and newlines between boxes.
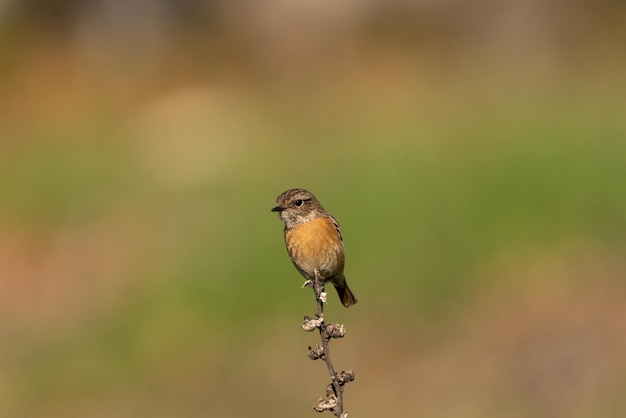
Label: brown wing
xmin=328 ymin=215 xmax=343 ymax=243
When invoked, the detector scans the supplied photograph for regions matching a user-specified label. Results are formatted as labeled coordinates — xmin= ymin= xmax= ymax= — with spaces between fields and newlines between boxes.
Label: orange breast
xmin=284 ymin=217 xmax=345 ymax=280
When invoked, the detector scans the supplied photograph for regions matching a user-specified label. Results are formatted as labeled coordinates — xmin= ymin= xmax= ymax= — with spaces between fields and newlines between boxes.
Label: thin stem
xmin=314 ymin=271 xmax=343 ymax=417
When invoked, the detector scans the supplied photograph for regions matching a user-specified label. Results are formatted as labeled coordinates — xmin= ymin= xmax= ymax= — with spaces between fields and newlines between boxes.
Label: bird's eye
xmin=294 ymin=199 xmax=303 ymax=207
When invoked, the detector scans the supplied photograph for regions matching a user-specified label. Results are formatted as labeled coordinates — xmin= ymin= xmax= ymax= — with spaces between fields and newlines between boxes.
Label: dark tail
xmin=333 ymin=276 xmax=357 ymax=308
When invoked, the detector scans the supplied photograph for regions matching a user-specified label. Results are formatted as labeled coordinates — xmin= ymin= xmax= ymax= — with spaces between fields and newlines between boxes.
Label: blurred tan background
xmin=1 ymin=1 xmax=626 ymax=417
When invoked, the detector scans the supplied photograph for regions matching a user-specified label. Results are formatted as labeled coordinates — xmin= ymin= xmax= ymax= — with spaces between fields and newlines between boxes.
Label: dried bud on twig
xmin=324 ymin=323 xmax=346 ymax=339
xmin=335 ymin=370 xmax=355 ymax=386
xmin=308 ymin=344 xmax=325 ymax=360
xmin=302 ymin=315 xmax=324 ymax=332
xmin=314 ymin=394 xmax=338 ymax=412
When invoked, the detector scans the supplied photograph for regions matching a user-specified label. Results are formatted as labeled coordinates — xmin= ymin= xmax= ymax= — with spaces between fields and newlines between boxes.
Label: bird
xmin=271 ymin=188 xmax=357 ymax=308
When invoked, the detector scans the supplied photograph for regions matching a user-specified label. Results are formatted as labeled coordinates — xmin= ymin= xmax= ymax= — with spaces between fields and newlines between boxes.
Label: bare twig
xmin=301 ymin=271 xmax=355 ymax=417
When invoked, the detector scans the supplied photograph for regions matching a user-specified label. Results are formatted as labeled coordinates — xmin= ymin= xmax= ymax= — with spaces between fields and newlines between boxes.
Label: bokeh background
xmin=2 ymin=1 xmax=626 ymax=417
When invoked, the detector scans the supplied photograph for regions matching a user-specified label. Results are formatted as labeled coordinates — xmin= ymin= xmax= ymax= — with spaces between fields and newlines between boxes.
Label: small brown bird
xmin=271 ymin=188 xmax=357 ymax=307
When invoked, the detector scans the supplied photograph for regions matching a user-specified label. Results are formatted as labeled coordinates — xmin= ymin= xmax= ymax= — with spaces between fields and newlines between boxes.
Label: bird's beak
xmin=271 ymin=205 xmax=283 ymax=212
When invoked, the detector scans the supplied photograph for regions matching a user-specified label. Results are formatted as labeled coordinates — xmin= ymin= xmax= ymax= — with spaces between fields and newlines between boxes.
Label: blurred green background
xmin=1 ymin=1 xmax=626 ymax=417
